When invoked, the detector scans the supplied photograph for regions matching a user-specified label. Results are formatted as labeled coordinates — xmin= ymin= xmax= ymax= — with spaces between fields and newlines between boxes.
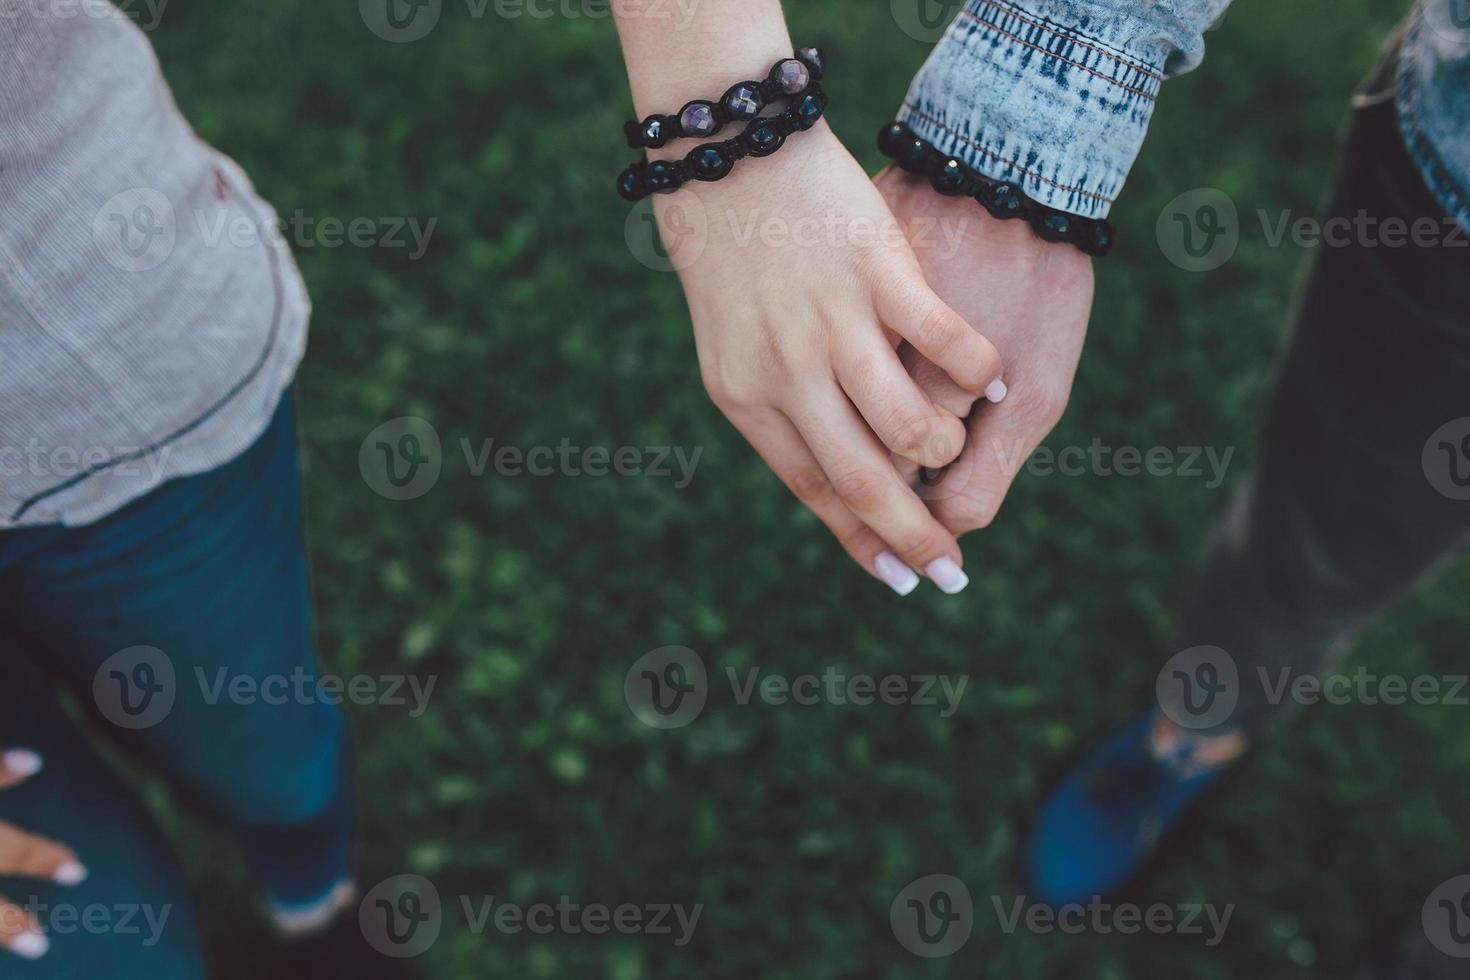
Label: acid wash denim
xmin=901 ymin=0 xmax=1470 ymax=225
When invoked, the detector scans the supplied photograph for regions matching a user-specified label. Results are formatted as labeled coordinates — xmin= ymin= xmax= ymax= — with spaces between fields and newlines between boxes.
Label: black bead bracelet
xmin=624 ymin=47 xmax=827 ymax=150
xmin=617 ymin=87 xmax=828 ymax=201
xmin=876 ymin=122 xmax=1116 ymax=257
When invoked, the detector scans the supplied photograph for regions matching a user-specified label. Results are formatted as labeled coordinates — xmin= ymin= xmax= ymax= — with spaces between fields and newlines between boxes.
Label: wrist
xmin=620 ymin=28 xmax=794 ymax=123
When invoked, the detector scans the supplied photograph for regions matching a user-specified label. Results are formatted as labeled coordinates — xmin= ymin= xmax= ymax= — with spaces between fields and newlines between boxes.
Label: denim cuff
xmin=898 ymin=0 xmax=1184 ymax=220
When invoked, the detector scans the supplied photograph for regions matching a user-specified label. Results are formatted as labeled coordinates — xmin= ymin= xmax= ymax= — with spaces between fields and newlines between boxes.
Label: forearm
xmin=613 ymin=0 xmax=794 ymax=126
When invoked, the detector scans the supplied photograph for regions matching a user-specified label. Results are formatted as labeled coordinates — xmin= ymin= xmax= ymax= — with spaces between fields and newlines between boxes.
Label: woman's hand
xmin=0 ymin=750 xmax=88 ymax=961
xmin=659 ymin=125 xmax=1005 ymax=593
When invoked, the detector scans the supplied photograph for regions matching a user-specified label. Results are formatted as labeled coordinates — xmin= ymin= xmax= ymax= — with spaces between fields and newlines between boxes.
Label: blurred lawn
xmin=139 ymin=0 xmax=1470 ymax=977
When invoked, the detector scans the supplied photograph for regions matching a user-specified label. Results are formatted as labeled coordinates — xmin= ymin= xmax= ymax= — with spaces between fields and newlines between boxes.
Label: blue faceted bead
xmin=690 ymin=145 xmax=732 ymax=180
xmin=722 ymin=82 xmax=765 ymax=121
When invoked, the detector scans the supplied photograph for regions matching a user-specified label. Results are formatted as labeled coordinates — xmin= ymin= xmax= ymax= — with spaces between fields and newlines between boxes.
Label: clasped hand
xmin=656 ymin=123 xmax=1094 ymax=594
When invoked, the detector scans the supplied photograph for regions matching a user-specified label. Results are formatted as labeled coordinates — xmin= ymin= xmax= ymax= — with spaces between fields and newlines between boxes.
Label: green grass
xmin=139 ymin=0 xmax=1470 ymax=976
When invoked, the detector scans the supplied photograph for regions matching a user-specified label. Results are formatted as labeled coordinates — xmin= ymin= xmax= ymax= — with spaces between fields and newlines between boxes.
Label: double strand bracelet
xmin=624 ymin=47 xmax=827 ymax=149
xmin=617 ymin=86 xmax=828 ymax=201
xmin=877 ymin=122 xmax=1117 ymax=257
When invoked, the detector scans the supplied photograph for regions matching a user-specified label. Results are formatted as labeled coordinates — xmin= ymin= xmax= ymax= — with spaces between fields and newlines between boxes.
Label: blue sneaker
xmin=1025 ymin=711 xmax=1231 ymax=906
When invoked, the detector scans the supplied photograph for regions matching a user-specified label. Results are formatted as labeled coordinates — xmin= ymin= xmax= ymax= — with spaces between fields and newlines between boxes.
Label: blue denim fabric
xmin=1399 ymin=1 xmax=1470 ymax=230
xmin=902 ymin=0 xmax=1470 ymax=225
xmin=0 ymin=389 xmax=353 ymax=978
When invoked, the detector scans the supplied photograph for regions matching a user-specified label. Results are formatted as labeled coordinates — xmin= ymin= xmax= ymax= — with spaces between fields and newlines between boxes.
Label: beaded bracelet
xmin=617 ymin=87 xmax=828 ymax=201
xmin=876 ymin=122 xmax=1116 ymax=258
xmin=624 ymin=47 xmax=827 ymax=150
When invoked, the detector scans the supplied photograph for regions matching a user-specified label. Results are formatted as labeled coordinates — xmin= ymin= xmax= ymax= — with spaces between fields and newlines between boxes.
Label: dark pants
xmin=1162 ymin=34 xmax=1470 ymax=737
xmin=0 ymin=391 xmax=353 ymax=978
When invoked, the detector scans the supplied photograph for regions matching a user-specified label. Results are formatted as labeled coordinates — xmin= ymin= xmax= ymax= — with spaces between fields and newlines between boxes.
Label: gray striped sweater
xmin=0 ymin=0 xmax=308 ymax=528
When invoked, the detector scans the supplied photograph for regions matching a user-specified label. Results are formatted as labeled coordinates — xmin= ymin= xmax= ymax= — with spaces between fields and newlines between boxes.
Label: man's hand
xmin=0 ymin=750 xmax=87 ymax=960
xmin=876 ymin=166 xmax=1095 ymax=536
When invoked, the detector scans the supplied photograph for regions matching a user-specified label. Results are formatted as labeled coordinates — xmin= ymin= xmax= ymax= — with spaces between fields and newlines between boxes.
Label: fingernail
xmin=10 ymin=932 xmax=49 ymax=960
xmin=873 ymin=551 xmax=920 ymax=597
xmin=984 ymin=378 xmax=1008 ymax=404
xmin=54 ymin=861 xmax=88 ymax=886
xmin=924 ymin=557 xmax=970 ymax=594
xmin=3 ymin=750 xmax=42 ymax=778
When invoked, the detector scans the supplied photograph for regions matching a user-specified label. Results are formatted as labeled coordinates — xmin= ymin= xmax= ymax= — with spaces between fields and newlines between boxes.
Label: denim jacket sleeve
xmin=898 ymin=0 xmax=1233 ymax=219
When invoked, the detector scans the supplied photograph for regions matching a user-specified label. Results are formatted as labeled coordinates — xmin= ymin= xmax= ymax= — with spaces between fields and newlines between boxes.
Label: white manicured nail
xmin=925 ymin=557 xmax=970 ymax=594
xmin=10 ymin=932 xmax=49 ymax=959
xmin=54 ymin=861 xmax=88 ymax=886
xmin=3 ymin=750 xmax=42 ymax=778
xmin=984 ymin=378 xmax=1008 ymax=404
xmin=873 ymin=551 xmax=920 ymax=596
